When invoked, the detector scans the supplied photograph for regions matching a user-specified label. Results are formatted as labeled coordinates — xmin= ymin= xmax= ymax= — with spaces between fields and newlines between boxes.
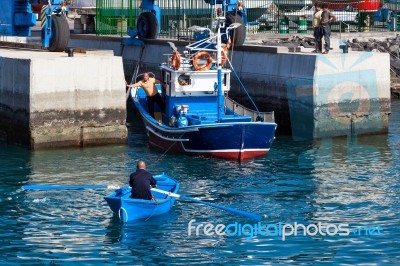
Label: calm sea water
xmin=1 ymin=100 xmax=399 ymax=265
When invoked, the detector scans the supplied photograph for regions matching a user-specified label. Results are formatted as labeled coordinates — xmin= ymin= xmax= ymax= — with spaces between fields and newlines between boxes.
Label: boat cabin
xmin=155 ymin=51 xmax=247 ymax=126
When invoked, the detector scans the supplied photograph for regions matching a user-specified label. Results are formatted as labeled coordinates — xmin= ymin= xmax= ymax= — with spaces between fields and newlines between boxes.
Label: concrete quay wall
xmin=0 ymin=49 xmax=127 ymax=149
xmin=69 ymin=36 xmax=391 ymax=139
xmin=231 ymin=46 xmax=391 ymax=139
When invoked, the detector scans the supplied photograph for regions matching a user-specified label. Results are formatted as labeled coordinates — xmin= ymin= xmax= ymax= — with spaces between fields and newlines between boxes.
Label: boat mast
xmin=217 ymin=15 xmax=224 ymax=122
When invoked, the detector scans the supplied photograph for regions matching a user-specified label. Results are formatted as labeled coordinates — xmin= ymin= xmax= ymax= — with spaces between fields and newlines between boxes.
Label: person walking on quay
xmin=127 ymin=72 xmax=166 ymax=118
xmin=312 ymin=3 xmax=323 ymax=53
xmin=320 ymin=3 xmax=336 ymax=54
xmin=129 ymin=160 xmax=157 ymax=200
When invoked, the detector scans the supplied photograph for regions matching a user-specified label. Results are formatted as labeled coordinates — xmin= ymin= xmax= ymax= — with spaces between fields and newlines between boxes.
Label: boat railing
xmin=225 ymin=97 xmax=275 ymax=123
xmin=162 ymin=54 xmax=174 ymax=69
xmin=162 ymin=54 xmax=192 ymax=70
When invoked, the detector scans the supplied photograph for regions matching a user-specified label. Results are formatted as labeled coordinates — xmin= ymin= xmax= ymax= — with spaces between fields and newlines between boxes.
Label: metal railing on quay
xmin=93 ymin=0 xmax=400 ymax=39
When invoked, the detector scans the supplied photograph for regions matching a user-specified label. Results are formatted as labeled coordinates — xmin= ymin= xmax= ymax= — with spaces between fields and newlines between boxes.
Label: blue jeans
xmin=321 ymin=25 xmax=331 ymax=52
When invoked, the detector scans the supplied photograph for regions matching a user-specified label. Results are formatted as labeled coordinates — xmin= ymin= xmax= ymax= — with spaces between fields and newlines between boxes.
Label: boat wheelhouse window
xmin=178 ymin=74 xmax=191 ymax=86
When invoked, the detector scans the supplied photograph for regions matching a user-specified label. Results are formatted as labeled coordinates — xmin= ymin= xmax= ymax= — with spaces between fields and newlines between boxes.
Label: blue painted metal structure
xmin=205 ymin=0 xmax=247 ymax=45
xmin=104 ymin=174 xmax=179 ymax=222
xmin=374 ymin=6 xmax=400 ymax=31
xmin=121 ymin=0 xmax=162 ymax=46
xmin=206 ymin=0 xmax=247 ymax=24
xmin=121 ymin=0 xmax=247 ymax=45
xmin=0 ymin=1 xmax=70 ymax=51
xmin=38 ymin=0 xmax=70 ymax=50
xmin=0 ymin=1 xmax=37 ymax=37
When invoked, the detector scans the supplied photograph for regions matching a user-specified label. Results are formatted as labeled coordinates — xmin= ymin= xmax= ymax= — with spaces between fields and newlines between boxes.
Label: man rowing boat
xmin=129 ymin=160 xmax=157 ymax=200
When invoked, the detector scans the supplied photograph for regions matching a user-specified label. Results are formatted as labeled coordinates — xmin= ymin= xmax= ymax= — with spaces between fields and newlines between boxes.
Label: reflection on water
xmin=0 ymin=100 xmax=399 ymax=264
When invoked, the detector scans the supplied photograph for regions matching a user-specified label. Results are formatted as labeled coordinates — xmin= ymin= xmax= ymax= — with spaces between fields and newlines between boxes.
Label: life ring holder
xmin=192 ymin=51 xmax=213 ymax=71
xmin=171 ymin=50 xmax=181 ymax=70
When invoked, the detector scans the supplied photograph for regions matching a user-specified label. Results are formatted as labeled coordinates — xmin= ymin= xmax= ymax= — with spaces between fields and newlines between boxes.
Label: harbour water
xmin=0 ymin=100 xmax=399 ymax=265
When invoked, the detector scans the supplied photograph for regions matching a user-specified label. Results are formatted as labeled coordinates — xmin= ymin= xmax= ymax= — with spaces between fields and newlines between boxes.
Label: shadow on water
xmin=0 ymin=143 xmax=32 ymax=189
xmin=104 ymin=208 xmax=180 ymax=245
xmin=0 ymin=144 xmax=33 ymax=263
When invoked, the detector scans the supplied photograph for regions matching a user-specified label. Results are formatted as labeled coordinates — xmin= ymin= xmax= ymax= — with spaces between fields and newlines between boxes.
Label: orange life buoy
xmin=221 ymin=46 xmax=228 ymax=66
xmin=171 ymin=50 xmax=181 ymax=70
xmin=192 ymin=51 xmax=213 ymax=71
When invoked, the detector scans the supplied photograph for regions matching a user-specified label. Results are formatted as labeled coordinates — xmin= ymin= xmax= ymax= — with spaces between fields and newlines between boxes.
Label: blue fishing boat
xmin=129 ymin=14 xmax=277 ymax=161
xmin=104 ymin=174 xmax=179 ymax=222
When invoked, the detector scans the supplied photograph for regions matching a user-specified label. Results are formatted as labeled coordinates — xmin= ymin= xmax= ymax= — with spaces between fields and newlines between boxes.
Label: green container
xmin=279 ymin=19 xmax=289 ymax=34
xmin=297 ymin=18 xmax=307 ymax=34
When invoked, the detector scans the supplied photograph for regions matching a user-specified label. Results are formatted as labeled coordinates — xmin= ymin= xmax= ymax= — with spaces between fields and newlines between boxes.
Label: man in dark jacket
xmin=129 ymin=160 xmax=157 ymax=200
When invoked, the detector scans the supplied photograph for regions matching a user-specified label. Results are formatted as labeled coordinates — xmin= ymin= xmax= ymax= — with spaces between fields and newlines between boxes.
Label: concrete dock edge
xmin=0 ymin=48 xmax=127 ymax=149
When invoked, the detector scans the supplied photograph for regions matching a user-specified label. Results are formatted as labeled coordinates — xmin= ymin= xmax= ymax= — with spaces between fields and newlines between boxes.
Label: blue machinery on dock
xmin=123 ymin=0 xmax=247 ymax=46
xmin=0 ymin=0 xmax=248 ymax=50
xmin=0 ymin=1 xmax=70 ymax=51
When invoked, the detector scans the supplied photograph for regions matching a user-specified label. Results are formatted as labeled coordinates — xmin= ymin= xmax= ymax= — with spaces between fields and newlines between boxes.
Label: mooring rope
xmin=144 ymin=198 xmax=160 ymax=221
xmin=226 ymin=59 xmax=261 ymax=114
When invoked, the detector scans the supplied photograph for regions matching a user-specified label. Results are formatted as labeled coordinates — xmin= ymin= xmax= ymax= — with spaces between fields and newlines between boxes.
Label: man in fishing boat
xmin=129 ymin=160 xmax=157 ymax=200
xmin=126 ymin=72 xmax=166 ymax=118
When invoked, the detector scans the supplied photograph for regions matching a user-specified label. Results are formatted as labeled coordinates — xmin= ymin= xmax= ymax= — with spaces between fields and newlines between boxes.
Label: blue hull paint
xmin=134 ymin=98 xmax=276 ymax=161
xmin=104 ymin=174 xmax=179 ymax=222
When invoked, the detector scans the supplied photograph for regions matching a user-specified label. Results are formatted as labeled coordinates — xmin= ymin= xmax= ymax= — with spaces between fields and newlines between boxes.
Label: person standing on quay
xmin=312 ymin=3 xmax=323 ymax=53
xmin=320 ymin=3 xmax=336 ymax=54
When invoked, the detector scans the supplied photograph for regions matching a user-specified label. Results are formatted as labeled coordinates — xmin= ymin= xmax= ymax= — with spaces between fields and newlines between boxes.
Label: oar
xmin=23 ymin=184 xmax=121 ymax=191
xmin=151 ymin=188 xmax=262 ymax=221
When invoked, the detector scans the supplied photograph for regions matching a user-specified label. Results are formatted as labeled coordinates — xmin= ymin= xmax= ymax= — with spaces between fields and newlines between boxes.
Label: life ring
xmin=193 ymin=51 xmax=213 ymax=71
xmin=221 ymin=46 xmax=228 ymax=66
xmin=171 ymin=50 xmax=181 ymax=70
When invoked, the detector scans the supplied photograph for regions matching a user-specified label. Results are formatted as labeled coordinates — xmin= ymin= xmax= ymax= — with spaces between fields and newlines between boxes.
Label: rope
xmin=144 ymin=189 xmax=174 ymax=221
xmin=152 ymin=132 xmax=185 ymax=167
xmin=132 ymin=45 xmax=146 ymax=84
xmin=226 ymin=59 xmax=261 ymax=114
xmin=144 ymin=198 xmax=159 ymax=221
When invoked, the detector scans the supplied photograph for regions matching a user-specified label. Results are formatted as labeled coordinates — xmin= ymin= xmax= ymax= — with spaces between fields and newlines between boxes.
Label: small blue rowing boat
xmin=104 ymin=174 xmax=179 ymax=222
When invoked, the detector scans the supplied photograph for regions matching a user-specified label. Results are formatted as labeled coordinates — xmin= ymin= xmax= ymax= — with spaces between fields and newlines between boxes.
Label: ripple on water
xmin=0 ymin=101 xmax=399 ymax=264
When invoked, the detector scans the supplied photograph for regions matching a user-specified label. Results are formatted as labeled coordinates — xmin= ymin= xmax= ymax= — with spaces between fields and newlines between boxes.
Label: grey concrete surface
xmin=0 ymin=48 xmax=127 ymax=149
